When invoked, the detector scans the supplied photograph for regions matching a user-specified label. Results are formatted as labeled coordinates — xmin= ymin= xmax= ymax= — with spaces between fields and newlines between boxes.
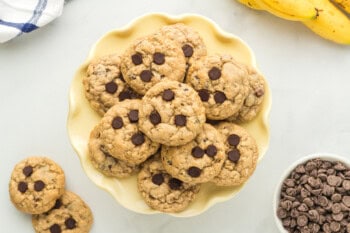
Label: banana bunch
xmin=237 ymin=0 xmax=350 ymax=44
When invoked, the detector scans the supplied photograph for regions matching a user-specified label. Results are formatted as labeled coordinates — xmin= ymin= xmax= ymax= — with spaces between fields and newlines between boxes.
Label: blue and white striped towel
xmin=0 ymin=0 xmax=64 ymax=43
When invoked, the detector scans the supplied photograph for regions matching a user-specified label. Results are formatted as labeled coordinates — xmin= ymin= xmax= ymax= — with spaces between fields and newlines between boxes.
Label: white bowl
xmin=67 ymin=13 xmax=271 ymax=217
xmin=273 ymin=152 xmax=350 ymax=232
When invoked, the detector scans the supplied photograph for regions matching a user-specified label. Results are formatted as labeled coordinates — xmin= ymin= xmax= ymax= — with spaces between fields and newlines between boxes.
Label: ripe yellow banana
xmin=238 ymin=0 xmax=264 ymax=10
xmin=256 ymin=0 xmax=318 ymax=21
xmin=332 ymin=0 xmax=350 ymax=13
xmin=303 ymin=0 xmax=350 ymax=44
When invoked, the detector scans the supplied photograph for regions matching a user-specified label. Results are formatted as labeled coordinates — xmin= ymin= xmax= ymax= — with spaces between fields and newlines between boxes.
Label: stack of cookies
xmin=84 ymin=23 xmax=266 ymax=213
xmin=9 ymin=157 xmax=93 ymax=232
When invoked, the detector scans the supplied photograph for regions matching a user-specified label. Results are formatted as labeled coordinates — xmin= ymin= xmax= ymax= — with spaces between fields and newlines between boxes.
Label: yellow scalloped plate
xmin=67 ymin=13 xmax=271 ymax=217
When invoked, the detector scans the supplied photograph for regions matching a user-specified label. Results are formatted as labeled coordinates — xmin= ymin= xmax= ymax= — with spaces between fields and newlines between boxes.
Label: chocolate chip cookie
xmin=121 ymin=34 xmax=186 ymax=95
xmin=139 ymin=80 xmax=206 ymax=146
xmin=99 ymin=99 xmax=160 ymax=165
xmin=138 ymin=158 xmax=200 ymax=213
xmin=9 ymin=157 xmax=65 ymax=214
xmin=32 ymin=191 xmax=93 ymax=233
xmin=88 ymin=125 xmax=139 ymax=178
xmin=228 ymin=67 xmax=266 ymax=122
xmin=153 ymin=23 xmax=207 ymax=67
xmin=161 ymin=123 xmax=225 ymax=184
xmin=212 ymin=122 xmax=258 ymax=186
xmin=83 ymin=53 xmax=141 ymax=115
xmin=186 ymin=54 xmax=249 ymax=120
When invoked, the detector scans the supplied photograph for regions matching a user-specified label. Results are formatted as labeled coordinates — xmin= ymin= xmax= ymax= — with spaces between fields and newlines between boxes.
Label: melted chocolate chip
xmin=255 ymin=88 xmax=265 ymax=97
xmin=214 ymin=91 xmax=226 ymax=103
xmin=112 ymin=116 xmax=123 ymax=129
xmin=105 ymin=81 xmax=118 ymax=94
xmin=131 ymin=132 xmax=145 ymax=146
xmin=149 ymin=111 xmax=161 ymax=125
xmin=175 ymin=115 xmax=186 ymax=126
xmin=153 ymin=52 xmax=165 ymax=65
xmin=128 ymin=110 xmax=139 ymax=123
xmin=205 ymin=145 xmax=217 ymax=157
xmin=228 ymin=134 xmax=240 ymax=146
xmin=228 ymin=149 xmax=240 ymax=163
xmin=140 ymin=70 xmax=153 ymax=82
xmin=191 ymin=146 xmax=205 ymax=158
xmin=131 ymin=53 xmax=142 ymax=65
xmin=182 ymin=44 xmax=194 ymax=57
xmin=23 ymin=166 xmax=33 ymax=177
xmin=168 ymin=178 xmax=183 ymax=190
xmin=162 ymin=89 xmax=175 ymax=101
xmin=34 ymin=180 xmax=45 ymax=191
xmin=208 ymin=67 xmax=221 ymax=80
xmin=18 ymin=181 xmax=28 ymax=193
xmin=50 ymin=224 xmax=61 ymax=233
xmin=198 ymin=89 xmax=209 ymax=102
xmin=53 ymin=199 xmax=62 ymax=209
xmin=152 ymin=173 xmax=164 ymax=185
xmin=187 ymin=166 xmax=201 ymax=177
xmin=65 ymin=217 xmax=76 ymax=229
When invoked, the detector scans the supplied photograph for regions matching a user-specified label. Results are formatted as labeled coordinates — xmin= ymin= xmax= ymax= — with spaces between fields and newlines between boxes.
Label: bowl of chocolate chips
xmin=274 ymin=153 xmax=350 ymax=233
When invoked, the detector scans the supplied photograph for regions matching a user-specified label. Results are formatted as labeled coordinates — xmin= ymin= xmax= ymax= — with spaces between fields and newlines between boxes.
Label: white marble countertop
xmin=1 ymin=0 xmax=350 ymax=232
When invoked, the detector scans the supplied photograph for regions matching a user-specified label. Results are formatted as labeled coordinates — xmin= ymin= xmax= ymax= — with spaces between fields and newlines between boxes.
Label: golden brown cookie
xmin=32 ymin=191 xmax=93 ymax=233
xmin=212 ymin=122 xmax=259 ymax=186
xmin=139 ymin=80 xmax=206 ymax=146
xmin=138 ymin=158 xmax=200 ymax=213
xmin=9 ymin=157 xmax=65 ymax=214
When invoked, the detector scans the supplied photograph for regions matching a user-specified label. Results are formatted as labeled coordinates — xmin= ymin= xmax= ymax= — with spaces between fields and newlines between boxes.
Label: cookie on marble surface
xmin=186 ymin=54 xmax=249 ymax=120
xmin=139 ymin=80 xmax=206 ymax=146
xmin=228 ymin=67 xmax=265 ymax=122
xmin=120 ymin=34 xmax=186 ymax=95
xmin=154 ymin=23 xmax=207 ymax=67
xmin=212 ymin=122 xmax=258 ymax=186
xmin=9 ymin=157 xmax=65 ymax=214
xmin=88 ymin=125 xmax=139 ymax=178
xmin=32 ymin=191 xmax=93 ymax=233
xmin=83 ymin=53 xmax=141 ymax=115
xmin=161 ymin=123 xmax=225 ymax=184
xmin=99 ymin=99 xmax=160 ymax=165
xmin=138 ymin=158 xmax=200 ymax=213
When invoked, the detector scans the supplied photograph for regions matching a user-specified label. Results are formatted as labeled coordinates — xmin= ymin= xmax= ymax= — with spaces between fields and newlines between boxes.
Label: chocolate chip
xmin=151 ymin=173 xmax=164 ymax=185
xmin=342 ymin=196 xmax=350 ymax=207
xmin=162 ymin=89 xmax=174 ymax=101
xmin=197 ymin=89 xmax=210 ymax=102
xmin=191 ymin=146 xmax=204 ymax=158
xmin=327 ymin=175 xmax=342 ymax=187
xmin=227 ymin=134 xmax=240 ymax=146
xmin=131 ymin=132 xmax=145 ymax=146
xmin=187 ymin=166 xmax=201 ymax=177
xmin=343 ymin=180 xmax=350 ymax=190
xmin=297 ymin=215 xmax=308 ymax=227
xmin=18 ymin=181 xmax=28 ymax=193
xmin=153 ymin=52 xmax=165 ymax=65
xmin=131 ymin=53 xmax=142 ymax=65
xmin=128 ymin=110 xmax=139 ymax=123
xmin=112 ymin=116 xmax=123 ymax=129
xmin=208 ymin=67 xmax=221 ymax=80
xmin=34 ymin=180 xmax=45 ymax=191
xmin=140 ymin=70 xmax=152 ymax=82
xmin=105 ymin=81 xmax=118 ymax=94
xmin=168 ymin=178 xmax=182 ymax=190
xmin=174 ymin=115 xmax=186 ymax=126
xmin=65 ymin=217 xmax=76 ymax=229
xmin=149 ymin=111 xmax=161 ymax=125
xmin=227 ymin=148 xmax=240 ymax=163
xmin=277 ymin=207 xmax=288 ymax=218
xmin=214 ymin=91 xmax=226 ymax=103
xmin=255 ymin=88 xmax=264 ymax=97
xmin=205 ymin=145 xmax=217 ymax=157
xmin=22 ymin=166 xmax=33 ymax=177
xmin=330 ymin=221 xmax=341 ymax=232
xmin=182 ymin=44 xmax=193 ymax=57
xmin=50 ymin=224 xmax=61 ymax=233
xmin=53 ymin=199 xmax=62 ymax=209
xmin=118 ymin=91 xmax=131 ymax=101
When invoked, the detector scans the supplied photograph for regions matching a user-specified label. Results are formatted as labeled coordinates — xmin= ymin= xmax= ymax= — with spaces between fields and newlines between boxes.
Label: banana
xmin=256 ymin=0 xmax=318 ymax=21
xmin=332 ymin=0 xmax=350 ymax=13
xmin=238 ymin=0 xmax=264 ymax=10
xmin=303 ymin=0 xmax=350 ymax=44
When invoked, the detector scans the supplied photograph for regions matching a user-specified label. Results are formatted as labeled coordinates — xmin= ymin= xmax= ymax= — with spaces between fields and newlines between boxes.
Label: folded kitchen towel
xmin=0 ymin=0 xmax=64 ymax=43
